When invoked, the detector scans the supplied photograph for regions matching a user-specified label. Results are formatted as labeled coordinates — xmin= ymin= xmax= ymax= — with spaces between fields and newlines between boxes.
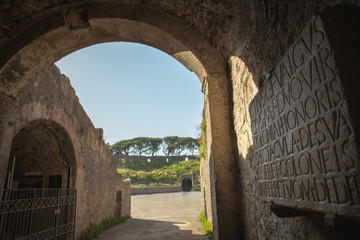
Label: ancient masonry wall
xmin=230 ymin=12 xmax=360 ymax=240
xmin=115 ymin=154 xmax=197 ymax=163
xmin=132 ymin=185 xmax=181 ymax=195
xmin=0 ymin=65 xmax=131 ymax=238
xmin=200 ymin=83 xmax=220 ymax=239
xmin=0 ymin=1 xmax=359 ymax=240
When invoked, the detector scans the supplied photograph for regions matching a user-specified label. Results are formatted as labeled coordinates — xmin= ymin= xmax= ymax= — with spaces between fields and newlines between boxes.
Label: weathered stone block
xmin=250 ymin=16 xmax=360 ymax=217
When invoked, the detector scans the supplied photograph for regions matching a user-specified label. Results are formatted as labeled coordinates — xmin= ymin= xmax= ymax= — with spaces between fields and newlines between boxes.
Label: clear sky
xmin=55 ymin=42 xmax=203 ymax=145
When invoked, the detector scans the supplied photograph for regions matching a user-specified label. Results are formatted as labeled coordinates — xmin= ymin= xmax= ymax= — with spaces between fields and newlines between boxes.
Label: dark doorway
xmin=0 ymin=120 xmax=77 ymax=240
xmin=49 ymin=175 xmax=62 ymax=188
xmin=182 ymin=178 xmax=192 ymax=191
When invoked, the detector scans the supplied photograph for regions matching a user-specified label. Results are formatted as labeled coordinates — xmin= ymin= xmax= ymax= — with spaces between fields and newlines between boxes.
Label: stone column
xmin=204 ymin=73 xmax=240 ymax=240
xmin=0 ymin=99 xmax=17 ymax=191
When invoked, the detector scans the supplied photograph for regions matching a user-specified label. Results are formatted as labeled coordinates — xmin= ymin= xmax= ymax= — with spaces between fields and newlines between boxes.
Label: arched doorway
xmin=6 ymin=119 xmax=76 ymax=189
xmin=182 ymin=178 xmax=192 ymax=192
xmin=1 ymin=120 xmax=77 ymax=240
xmin=0 ymin=3 xmax=239 ymax=239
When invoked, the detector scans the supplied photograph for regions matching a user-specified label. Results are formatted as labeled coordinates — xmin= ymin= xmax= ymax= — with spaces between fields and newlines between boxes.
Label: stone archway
xmin=0 ymin=3 xmax=225 ymax=97
xmin=182 ymin=178 xmax=192 ymax=192
xmin=6 ymin=119 xmax=76 ymax=190
xmin=1 ymin=119 xmax=77 ymax=240
xmin=0 ymin=2 xmax=239 ymax=239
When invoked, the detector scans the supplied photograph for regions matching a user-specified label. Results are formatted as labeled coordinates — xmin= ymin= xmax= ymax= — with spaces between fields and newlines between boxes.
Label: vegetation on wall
xmin=199 ymin=210 xmax=213 ymax=239
xmin=197 ymin=114 xmax=207 ymax=159
xmin=109 ymin=136 xmax=199 ymax=156
xmin=78 ymin=215 xmax=130 ymax=240
xmin=117 ymin=160 xmax=200 ymax=186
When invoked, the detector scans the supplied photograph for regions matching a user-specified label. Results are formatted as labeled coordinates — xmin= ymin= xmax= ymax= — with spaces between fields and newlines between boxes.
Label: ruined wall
xmin=0 ymin=65 xmax=131 ymax=237
xmin=132 ymin=185 xmax=181 ymax=195
xmin=117 ymin=177 xmax=131 ymax=217
xmin=115 ymin=154 xmax=197 ymax=163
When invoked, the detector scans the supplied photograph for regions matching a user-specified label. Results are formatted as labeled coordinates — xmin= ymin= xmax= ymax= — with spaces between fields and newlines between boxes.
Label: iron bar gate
xmin=0 ymin=189 xmax=76 ymax=240
xmin=115 ymin=191 xmax=122 ymax=219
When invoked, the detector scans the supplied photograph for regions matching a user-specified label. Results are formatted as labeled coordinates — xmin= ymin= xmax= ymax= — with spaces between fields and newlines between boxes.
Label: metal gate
xmin=115 ymin=191 xmax=122 ymax=219
xmin=0 ymin=189 xmax=76 ymax=240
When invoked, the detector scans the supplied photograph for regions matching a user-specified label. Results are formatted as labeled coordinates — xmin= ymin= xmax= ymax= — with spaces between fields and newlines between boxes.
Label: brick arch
xmin=9 ymin=102 xmax=84 ymax=190
xmin=0 ymin=2 xmax=226 ymax=98
xmin=9 ymin=119 xmax=77 ymax=188
xmin=0 ymin=2 xmax=237 ymax=239
xmin=1 ymin=101 xmax=88 ymax=235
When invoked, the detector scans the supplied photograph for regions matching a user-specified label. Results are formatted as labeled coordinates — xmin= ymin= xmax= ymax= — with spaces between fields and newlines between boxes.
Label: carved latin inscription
xmin=249 ymin=16 xmax=360 ymax=217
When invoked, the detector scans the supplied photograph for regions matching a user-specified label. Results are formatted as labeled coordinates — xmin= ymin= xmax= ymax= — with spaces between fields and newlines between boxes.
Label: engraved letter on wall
xmin=249 ymin=16 xmax=360 ymax=217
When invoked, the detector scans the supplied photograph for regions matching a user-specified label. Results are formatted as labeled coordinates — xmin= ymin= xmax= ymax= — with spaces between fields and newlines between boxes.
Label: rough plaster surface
xmin=0 ymin=65 xmax=131 ymax=238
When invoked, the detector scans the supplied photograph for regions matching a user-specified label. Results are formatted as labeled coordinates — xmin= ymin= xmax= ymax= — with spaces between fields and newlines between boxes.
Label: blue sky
xmin=55 ymin=42 xmax=203 ymax=145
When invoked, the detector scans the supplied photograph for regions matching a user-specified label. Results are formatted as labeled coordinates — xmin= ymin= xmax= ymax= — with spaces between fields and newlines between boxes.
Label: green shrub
xmin=199 ymin=210 xmax=213 ymax=239
xmin=78 ymin=215 xmax=130 ymax=240
xmin=117 ymin=160 xmax=200 ymax=186
xmin=197 ymin=114 xmax=207 ymax=160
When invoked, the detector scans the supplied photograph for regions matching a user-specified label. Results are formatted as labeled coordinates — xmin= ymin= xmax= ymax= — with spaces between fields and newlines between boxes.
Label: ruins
xmin=0 ymin=65 xmax=131 ymax=239
xmin=0 ymin=1 xmax=359 ymax=239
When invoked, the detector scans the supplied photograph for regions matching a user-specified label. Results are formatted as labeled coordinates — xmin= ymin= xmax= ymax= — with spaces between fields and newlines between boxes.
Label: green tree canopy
xmin=131 ymin=137 xmax=150 ymax=156
xmin=183 ymin=137 xmax=200 ymax=155
xmin=174 ymin=137 xmax=188 ymax=155
xmin=109 ymin=136 xmax=199 ymax=156
xmin=162 ymin=136 xmax=179 ymax=156
xmin=146 ymin=138 xmax=163 ymax=156
xmin=110 ymin=139 xmax=133 ymax=155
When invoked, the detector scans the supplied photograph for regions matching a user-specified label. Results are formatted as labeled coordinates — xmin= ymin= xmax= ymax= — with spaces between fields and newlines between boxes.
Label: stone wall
xmin=131 ymin=184 xmax=200 ymax=195
xmin=0 ymin=65 xmax=131 ymax=238
xmin=118 ymin=178 xmax=132 ymax=217
xmin=0 ymin=1 xmax=360 ymax=240
xmin=200 ymin=93 xmax=219 ymax=239
xmin=132 ymin=185 xmax=181 ymax=195
xmin=231 ymin=11 xmax=360 ymax=240
xmin=115 ymin=154 xmax=197 ymax=163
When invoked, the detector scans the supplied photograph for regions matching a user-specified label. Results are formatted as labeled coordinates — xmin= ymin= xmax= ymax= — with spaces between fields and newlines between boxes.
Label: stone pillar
xmin=204 ymin=73 xmax=240 ymax=240
xmin=0 ymin=99 xmax=17 ymax=191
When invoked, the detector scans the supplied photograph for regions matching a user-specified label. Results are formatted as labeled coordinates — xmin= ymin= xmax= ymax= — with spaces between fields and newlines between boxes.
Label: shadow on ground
xmin=97 ymin=218 xmax=208 ymax=240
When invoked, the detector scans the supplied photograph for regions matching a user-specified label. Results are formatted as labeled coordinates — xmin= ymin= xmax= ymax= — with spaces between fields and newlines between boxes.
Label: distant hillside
xmin=114 ymin=154 xmax=196 ymax=163
xmin=117 ymin=159 xmax=200 ymax=187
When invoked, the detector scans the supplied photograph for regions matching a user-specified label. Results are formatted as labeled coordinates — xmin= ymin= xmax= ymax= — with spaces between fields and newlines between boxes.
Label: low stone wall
xmin=117 ymin=178 xmax=131 ymax=217
xmin=131 ymin=184 xmax=201 ymax=195
xmin=115 ymin=154 xmax=197 ymax=163
xmin=132 ymin=186 xmax=181 ymax=195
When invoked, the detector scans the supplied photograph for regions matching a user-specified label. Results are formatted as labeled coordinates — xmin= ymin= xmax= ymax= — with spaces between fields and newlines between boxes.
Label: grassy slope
xmin=117 ymin=160 xmax=200 ymax=186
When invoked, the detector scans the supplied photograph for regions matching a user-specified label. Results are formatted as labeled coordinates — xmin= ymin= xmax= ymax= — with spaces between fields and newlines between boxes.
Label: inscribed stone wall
xmin=1 ymin=1 xmax=360 ymax=240
xmin=249 ymin=16 xmax=360 ymax=217
xmin=231 ymin=48 xmax=328 ymax=240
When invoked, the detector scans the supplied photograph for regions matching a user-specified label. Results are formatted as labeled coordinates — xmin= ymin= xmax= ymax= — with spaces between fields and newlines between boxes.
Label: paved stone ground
xmin=97 ymin=192 xmax=208 ymax=240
